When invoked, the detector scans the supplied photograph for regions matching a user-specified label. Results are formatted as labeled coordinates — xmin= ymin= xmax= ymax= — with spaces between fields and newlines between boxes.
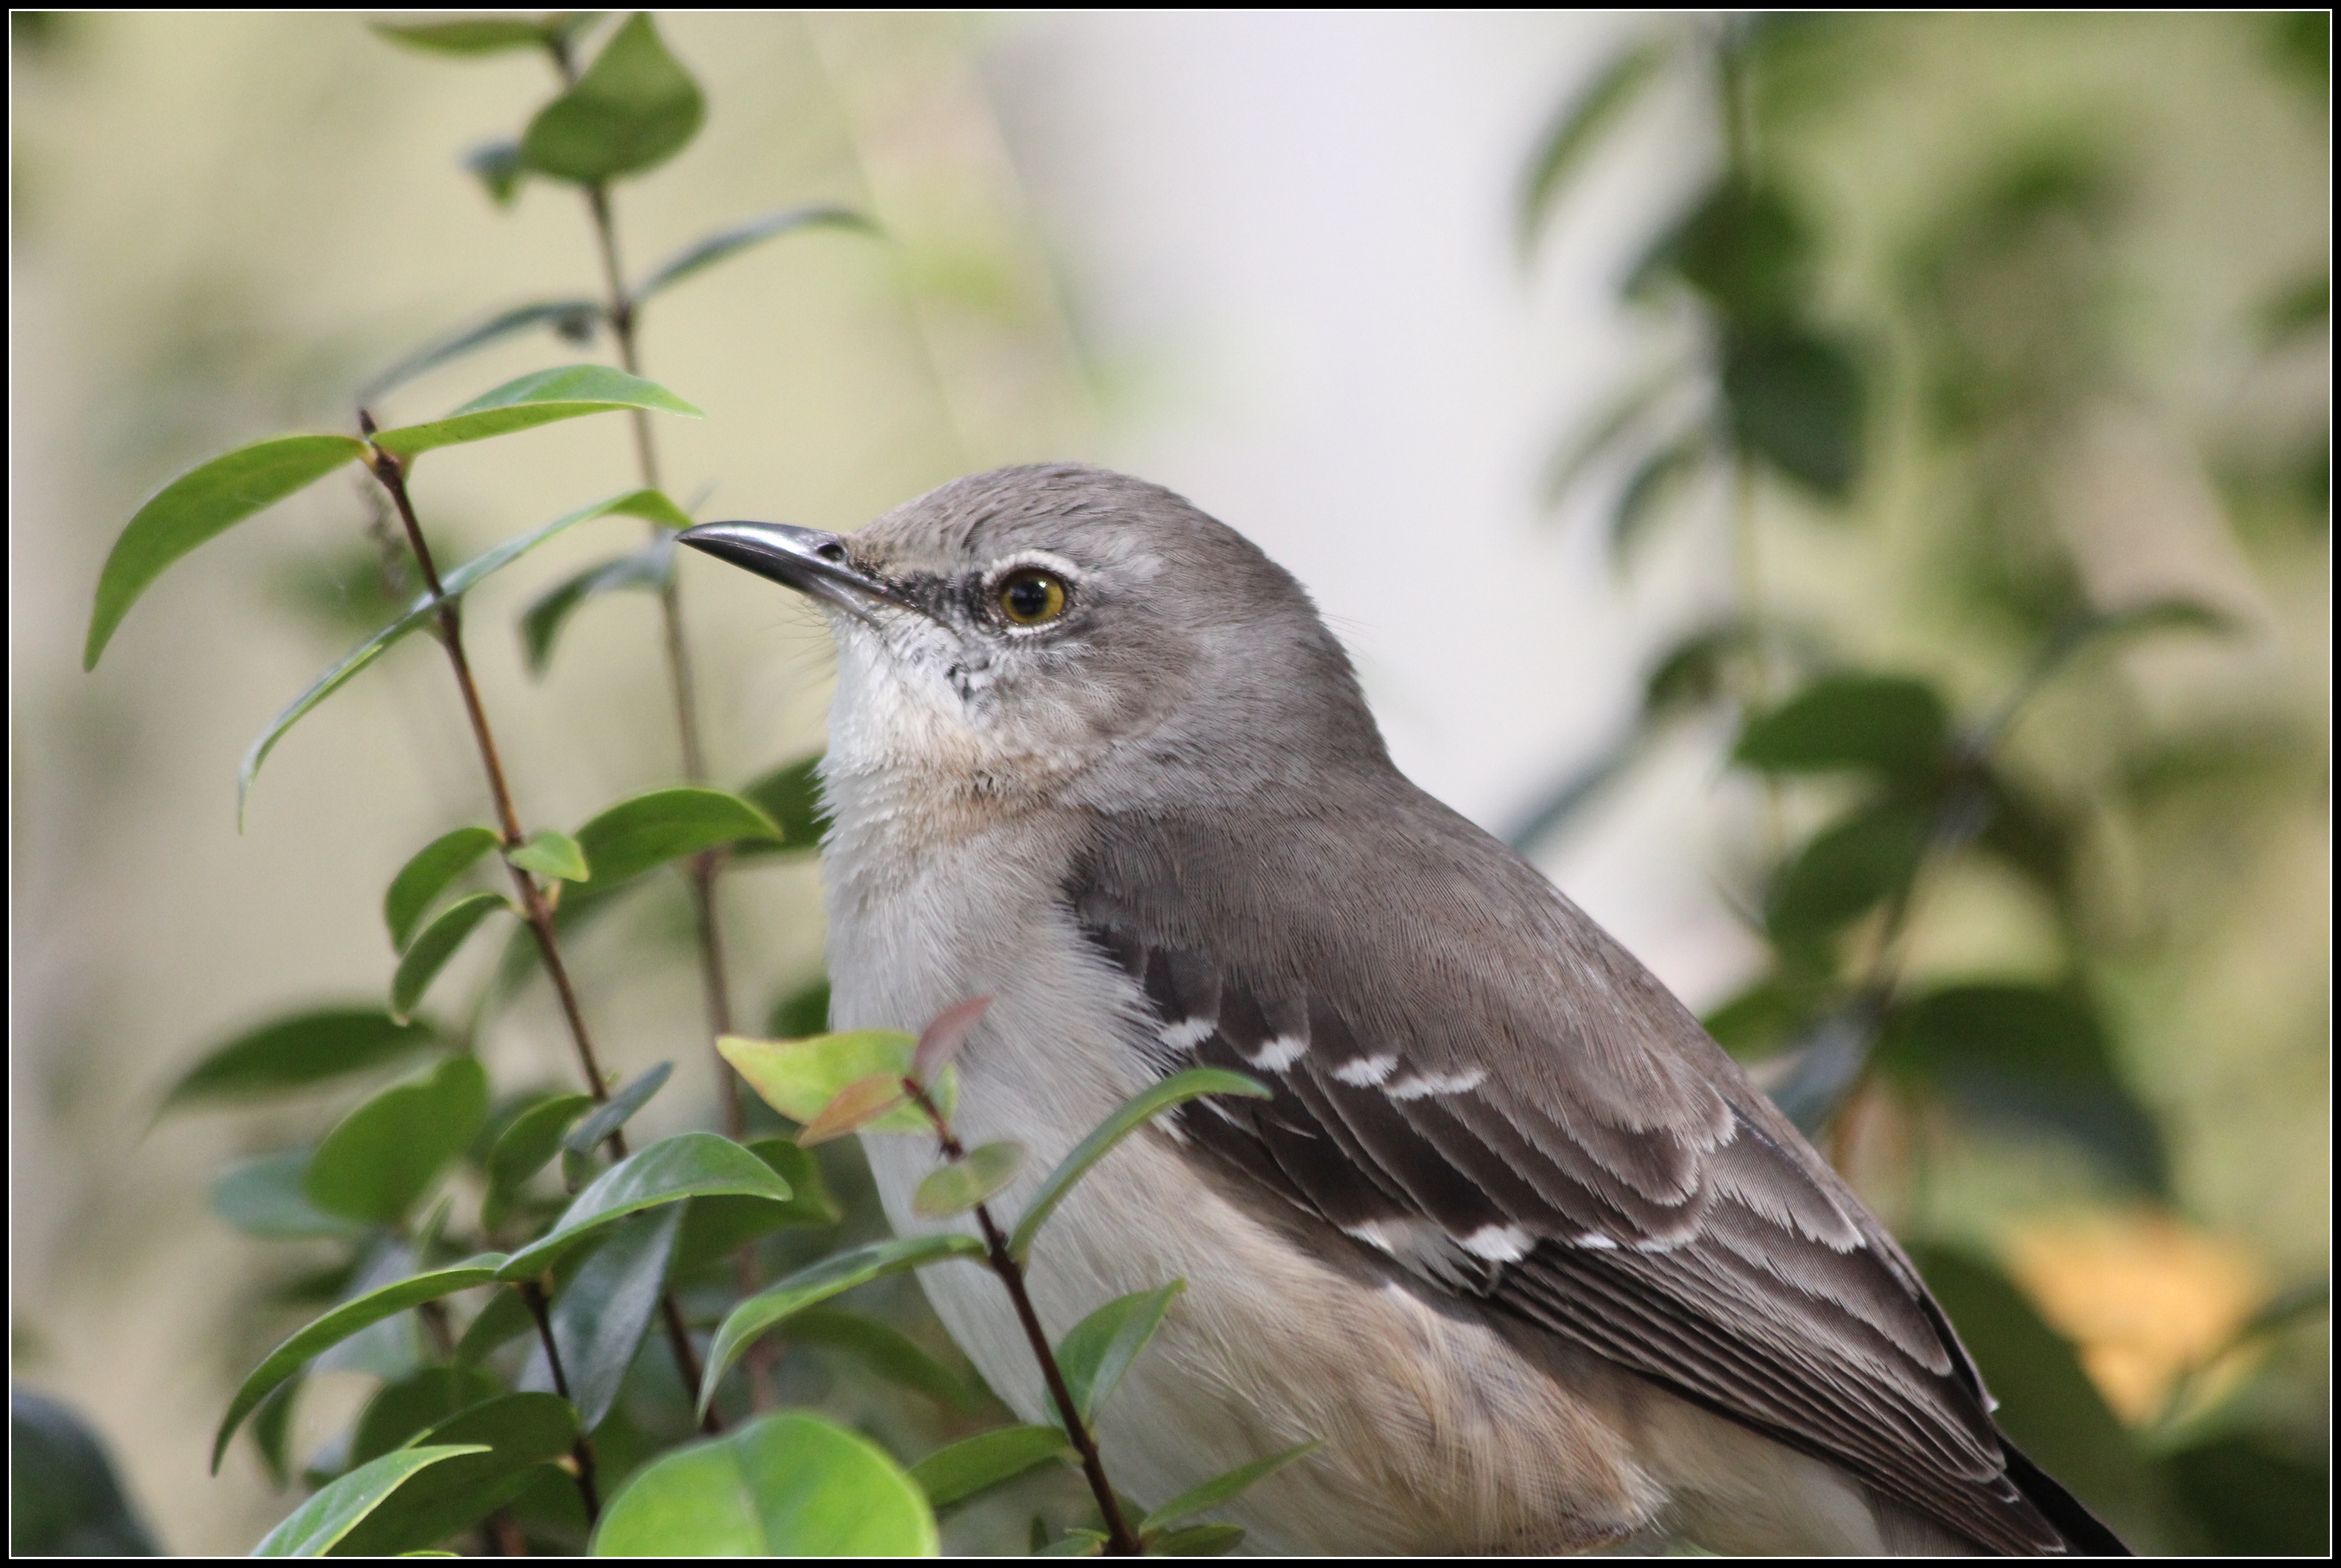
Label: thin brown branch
xmin=521 ymin=1281 xmax=601 ymax=1526
xmin=902 ymin=1078 xmax=1141 ymax=1555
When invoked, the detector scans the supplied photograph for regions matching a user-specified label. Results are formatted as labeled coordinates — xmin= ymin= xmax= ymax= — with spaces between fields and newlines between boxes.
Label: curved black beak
xmin=677 ymin=521 xmax=910 ymax=612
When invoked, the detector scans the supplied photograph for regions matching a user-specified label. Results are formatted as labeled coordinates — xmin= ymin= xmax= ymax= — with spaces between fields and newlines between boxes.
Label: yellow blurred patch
xmin=2002 ymin=1210 xmax=2266 ymax=1424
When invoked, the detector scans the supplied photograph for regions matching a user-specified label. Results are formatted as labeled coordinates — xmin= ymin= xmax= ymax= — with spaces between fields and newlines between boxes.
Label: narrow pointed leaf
xmin=799 ymin=1072 xmax=911 ymax=1147
xmin=332 ymin=1394 xmax=580 ymax=1558
xmin=239 ymin=488 xmax=691 ymax=822
xmin=633 ymin=205 xmax=875 ymax=303
xmin=360 ymin=300 xmax=602 ymax=405
xmin=371 ymin=366 xmax=701 ymax=458
xmin=251 ymin=1445 xmax=489 ymax=1556
xmin=390 ymin=893 xmax=511 ymax=1020
xmin=485 ymin=1093 xmax=595 ymax=1194
xmin=733 ymin=751 xmax=828 ymax=860
xmin=1519 ymin=37 xmax=1671 ymax=251
xmin=349 ymin=1367 xmax=504 ymax=1468
xmin=1009 ymin=1070 xmax=1270 ymax=1263
xmin=913 ymin=1140 xmax=1023 ymax=1219
xmin=305 ymin=1057 xmax=491 ymax=1225
xmin=912 ymin=995 xmax=992 ymax=1085
xmin=908 ymin=1425 xmax=1071 ymax=1508
xmin=699 ymin=1236 xmax=987 ymax=1416
xmin=85 ymin=434 xmax=368 ymax=669
xmin=1140 ymin=1441 xmax=1322 ymax=1533
xmin=520 ymin=13 xmax=704 ymax=185
xmin=562 ymin=1061 xmax=673 ymax=1154
xmin=718 ymin=1030 xmax=948 ymax=1134
xmin=534 ymin=1207 xmax=683 ymax=1431
xmin=573 ymin=786 xmax=781 ymax=888
xmin=1056 ymin=1281 xmax=1184 ymax=1425
xmin=385 ymin=828 xmax=502 ymax=952
xmin=1609 ymin=433 xmax=1707 ymax=567
xmin=499 ymin=1132 xmax=793 ymax=1281
xmin=212 ymin=1260 xmax=508 ymax=1471
xmin=783 ymin=1310 xmax=970 ymax=1409
xmin=675 ymin=1138 xmax=842 ymax=1270
xmin=519 ymin=537 xmax=673 ymax=676
xmin=162 ymin=1007 xmax=438 ymax=1108
xmin=507 ymin=828 xmax=589 ymax=883
xmin=370 ymin=20 xmax=554 ymax=55
xmin=590 ymin=1413 xmax=937 ymax=1556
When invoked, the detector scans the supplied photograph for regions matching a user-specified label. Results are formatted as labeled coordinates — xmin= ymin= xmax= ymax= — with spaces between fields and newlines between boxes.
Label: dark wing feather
xmin=1065 ymin=789 xmax=2093 ymax=1555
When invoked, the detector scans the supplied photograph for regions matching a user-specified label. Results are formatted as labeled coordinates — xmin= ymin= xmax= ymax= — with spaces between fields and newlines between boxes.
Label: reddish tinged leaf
xmin=799 ymin=1073 xmax=911 ymax=1147
xmin=912 ymin=995 xmax=992 ymax=1085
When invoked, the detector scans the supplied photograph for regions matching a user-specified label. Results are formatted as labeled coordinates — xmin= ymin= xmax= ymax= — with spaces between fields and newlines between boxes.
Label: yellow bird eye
xmin=998 ymin=569 xmax=1068 ymax=626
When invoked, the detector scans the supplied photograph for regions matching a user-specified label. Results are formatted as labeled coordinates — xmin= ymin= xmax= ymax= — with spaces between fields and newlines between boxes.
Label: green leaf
xmin=674 ymin=1138 xmax=841 ymax=1271
xmin=574 ymin=786 xmax=782 ymax=887
xmin=913 ymin=1140 xmax=1024 ymax=1219
xmin=1878 ymin=985 xmax=2167 ymax=1193
xmin=332 ymin=1395 xmax=582 ymax=1558
xmin=213 ymin=1259 xmax=508 ymax=1471
xmin=1735 ymin=674 xmax=1951 ymax=778
xmin=782 ymin=1310 xmax=969 ymax=1409
xmin=1765 ymin=800 xmax=1932 ymax=947
xmin=1147 ymin=1524 xmax=1246 ymax=1555
xmin=371 ymin=366 xmax=702 ymax=459
xmin=1517 ymin=37 xmax=1671 ymax=252
xmin=1723 ymin=328 xmax=1866 ymax=499
xmin=521 ymin=13 xmax=705 ymax=185
xmin=485 ymin=1094 xmax=594 ymax=1196
xmin=499 ymin=1132 xmax=795 ymax=1281
xmin=163 ymin=1007 xmax=440 ymax=1109
xmin=2167 ymin=1436 xmax=2328 ymax=1556
xmin=1907 ymin=1246 xmax=2169 ymax=1551
xmin=211 ymin=1151 xmax=364 ymax=1240
xmin=385 ymin=828 xmax=502 ymax=952
xmin=240 ymin=488 xmax=691 ymax=823
xmin=370 ymin=20 xmax=555 ymax=55
xmin=8 ymin=1388 xmax=159 ymax=1556
xmin=765 ymin=976 xmax=831 ymax=1038
xmin=1139 ymin=1441 xmax=1322 ymax=1534
xmin=733 ymin=752 xmax=828 ymax=860
xmin=1055 ymin=1281 xmax=1183 ymax=1425
xmin=84 ymin=434 xmax=368 ymax=669
xmin=1637 ymin=181 xmax=1813 ymax=324
xmin=390 ymin=894 xmax=511 ymax=1021
xmin=699 ymin=1235 xmax=988 ymax=1416
xmin=349 ymin=1368 xmax=503 ymax=1468
xmin=507 ymin=828 xmax=589 ymax=883
xmin=455 ymin=1285 xmax=538 ymax=1368
xmin=717 ymin=1030 xmax=943 ymax=1135
xmin=907 ymin=1425 xmax=1071 ymax=1509
xmin=463 ymin=139 xmax=527 ymax=208
xmin=305 ymin=1057 xmax=491 ymax=1226
xmin=252 ymin=1373 xmax=303 ymax=1488
xmin=1038 ymin=1528 xmax=1107 ymax=1556
xmin=252 ymin=1446 xmax=490 ymax=1557
xmin=519 ymin=537 xmax=673 ymax=676
xmin=1008 ymin=1069 xmax=1270 ymax=1264
xmin=633 ymin=206 xmax=875 ymax=303
xmin=591 ymin=1413 xmax=937 ymax=1556
xmin=540 ymin=1206 xmax=683 ymax=1431
xmin=562 ymin=1061 xmax=672 ymax=1154
xmin=1608 ymin=432 xmax=1707 ymax=567
xmin=361 ymin=300 xmax=603 ymax=405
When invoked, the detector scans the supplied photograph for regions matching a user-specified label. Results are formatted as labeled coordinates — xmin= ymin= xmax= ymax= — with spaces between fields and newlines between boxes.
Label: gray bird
xmin=679 ymin=464 xmax=2126 ymax=1556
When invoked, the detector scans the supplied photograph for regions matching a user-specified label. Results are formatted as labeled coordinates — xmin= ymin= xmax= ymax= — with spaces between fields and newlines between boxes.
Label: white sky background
xmin=990 ymin=11 xmax=1763 ymax=1006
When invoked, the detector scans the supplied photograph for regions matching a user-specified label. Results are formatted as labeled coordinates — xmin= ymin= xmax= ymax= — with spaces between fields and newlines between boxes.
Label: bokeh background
xmin=10 ymin=11 xmax=2327 ymax=1554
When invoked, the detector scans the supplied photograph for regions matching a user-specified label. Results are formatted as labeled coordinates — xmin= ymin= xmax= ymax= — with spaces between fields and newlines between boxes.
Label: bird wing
xmin=1063 ymin=787 xmax=2068 ymax=1555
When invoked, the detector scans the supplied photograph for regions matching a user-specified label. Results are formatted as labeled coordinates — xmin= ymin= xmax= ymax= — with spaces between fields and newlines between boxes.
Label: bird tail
xmin=2000 ymin=1439 xmax=2134 ymax=1556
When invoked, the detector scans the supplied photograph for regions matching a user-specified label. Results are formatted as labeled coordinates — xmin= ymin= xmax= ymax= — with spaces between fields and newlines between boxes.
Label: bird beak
xmin=677 ymin=521 xmax=913 ymax=612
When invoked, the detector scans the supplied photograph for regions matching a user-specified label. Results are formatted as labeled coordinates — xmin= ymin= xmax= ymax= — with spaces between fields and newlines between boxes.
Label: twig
xmin=521 ymin=1281 xmax=601 ymax=1525
xmin=901 ymin=1078 xmax=1142 ymax=1555
xmin=356 ymin=429 xmax=719 ymax=1432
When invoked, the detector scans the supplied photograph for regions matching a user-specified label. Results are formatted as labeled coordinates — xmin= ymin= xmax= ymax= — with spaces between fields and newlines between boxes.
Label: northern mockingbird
xmin=679 ymin=465 xmax=2126 ymax=1555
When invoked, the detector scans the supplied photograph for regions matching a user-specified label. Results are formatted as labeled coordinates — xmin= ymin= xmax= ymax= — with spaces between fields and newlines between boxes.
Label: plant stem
xmin=902 ymin=1078 xmax=1142 ymax=1555
xmin=521 ymin=1281 xmax=602 ymax=1526
xmin=359 ymin=431 xmax=720 ymax=1432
